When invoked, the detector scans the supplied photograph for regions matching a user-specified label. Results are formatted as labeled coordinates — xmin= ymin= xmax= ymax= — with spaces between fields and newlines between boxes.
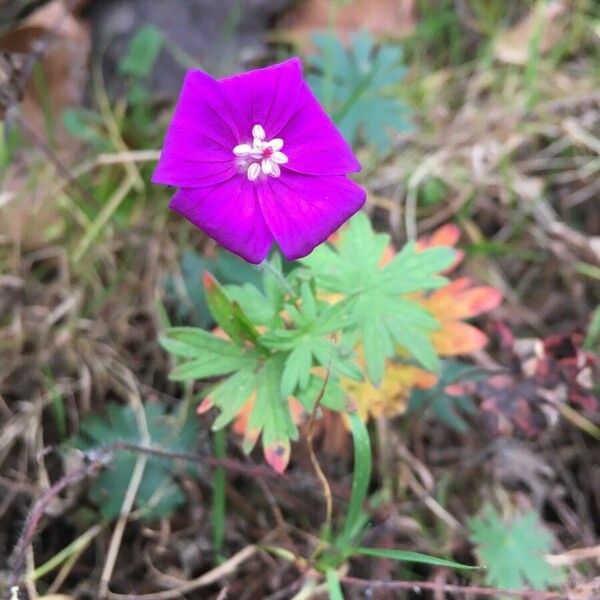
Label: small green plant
xmin=161 ymin=213 xmax=455 ymax=472
xmin=72 ymin=402 xmax=197 ymax=520
xmin=266 ymin=414 xmax=477 ymax=596
xmin=468 ymin=505 xmax=565 ymax=592
xmin=307 ymin=30 xmax=412 ymax=153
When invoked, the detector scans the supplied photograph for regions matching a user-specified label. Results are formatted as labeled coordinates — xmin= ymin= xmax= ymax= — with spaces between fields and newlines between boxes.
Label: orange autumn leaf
xmin=416 ymin=223 xmax=464 ymax=271
xmin=423 ymin=278 xmax=503 ymax=322
xmin=417 ymin=223 xmax=461 ymax=250
xmin=412 ymin=225 xmax=503 ymax=356
xmin=418 ymin=277 xmax=502 ymax=356
xmin=430 ymin=322 xmax=489 ymax=355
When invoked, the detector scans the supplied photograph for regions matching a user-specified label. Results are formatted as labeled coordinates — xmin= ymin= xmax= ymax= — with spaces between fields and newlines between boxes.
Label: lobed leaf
xmin=468 ymin=506 xmax=565 ymax=590
xmin=71 ymin=402 xmax=197 ymax=521
xmin=307 ymin=30 xmax=412 ymax=153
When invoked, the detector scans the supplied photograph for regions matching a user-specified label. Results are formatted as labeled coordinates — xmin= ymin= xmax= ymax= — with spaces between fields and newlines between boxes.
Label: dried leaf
xmin=456 ymin=325 xmax=599 ymax=438
xmin=420 ymin=278 xmax=503 ymax=355
xmin=342 ymin=347 xmax=437 ymax=420
xmin=413 ymin=225 xmax=502 ymax=356
xmin=279 ymin=0 xmax=416 ymax=48
xmin=0 ymin=0 xmax=91 ymax=154
xmin=494 ymin=1 xmax=566 ymax=66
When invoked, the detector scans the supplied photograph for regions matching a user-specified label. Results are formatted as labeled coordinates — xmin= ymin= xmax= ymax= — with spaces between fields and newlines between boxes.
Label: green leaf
xmin=160 ymin=327 xmax=259 ymax=381
xmin=246 ymin=356 xmax=299 ymax=473
xmin=224 ymin=283 xmax=279 ymax=326
xmin=160 ymin=326 xmax=240 ymax=357
xmin=468 ymin=506 xmax=565 ymax=591
xmin=259 ymin=280 xmax=357 ymax=396
xmin=353 ymin=547 xmax=477 ymax=570
xmin=281 ymin=343 xmax=313 ymax=397
xmin=71 ymin=402 xmax=197 ymax=521
xmin=119 ymin=25 xmax=163 ymax=78
xmin=204 ymin=272 xmax=261 ymax=346
xmin=307 ymin=30 xmax=412 ymax=153
xmin=301 ymin=213 xmax=455 ymax=383
xmin=162 ymin=249 xmax=263 ymax=328
xmin=379 ymin=242 xmax=453 ymax=294
xmin=211 ymin=369 xmax=257 ymax=430
xmin=295 ymin=375 xmax=347 ymax=413
xmin=338 ymin=413 xmax=372 ymax=550
xmin=326 ymin=570 xmax=345 ymax=600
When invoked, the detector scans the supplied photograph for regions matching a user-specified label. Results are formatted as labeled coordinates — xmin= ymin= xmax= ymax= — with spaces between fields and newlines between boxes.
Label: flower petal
xmin=259 ymin=172 xmax=366 ymax=260
xmin=152 ymin=124 xmax=237 ymax=187
xmin=152 ymin=70 xmax=240 ymax=187
xmin=219 ymin=58 xmax=304 ymax=139
xmin=278 ymin=81 xmax=361 ymax=176
xmin=170 ymin=178 xmax=273 ymax=264
xmin=168 ymin=69 xmax=240 ymax=145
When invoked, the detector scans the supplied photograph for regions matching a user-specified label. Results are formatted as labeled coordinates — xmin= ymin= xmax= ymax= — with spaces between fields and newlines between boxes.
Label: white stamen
xmin=269 ymin=161 xmax=281 ymax=177
xmin=252 ymin=124 xmax=266 ymax=141
xmin=271 ymin=151 xmax=288 ymax=165
xmin=233 ymin=143 xmax=253 ymax=156
xmin=268 ymin=138 xmax=284 ymax=151
xmin=261 ymin=158 xmax=273 ymax=175
xmin=233 ymin=124 xmax=288 ymax=181
xmin=247 ymin=162 xmax=261 ymax=181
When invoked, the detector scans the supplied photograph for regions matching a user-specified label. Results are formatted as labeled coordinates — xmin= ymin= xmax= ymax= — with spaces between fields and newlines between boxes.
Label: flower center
xmin=233 ymin=124 xmax=289 ymax=181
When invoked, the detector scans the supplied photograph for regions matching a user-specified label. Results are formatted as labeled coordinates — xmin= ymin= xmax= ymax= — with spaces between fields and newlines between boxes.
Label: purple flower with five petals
xmin=152 ymin=58 xmax=366 ymax=264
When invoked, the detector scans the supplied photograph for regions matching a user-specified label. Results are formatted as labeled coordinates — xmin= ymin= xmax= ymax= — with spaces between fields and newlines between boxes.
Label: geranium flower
xmin=152 ymin=58 xmax=365 ymax=263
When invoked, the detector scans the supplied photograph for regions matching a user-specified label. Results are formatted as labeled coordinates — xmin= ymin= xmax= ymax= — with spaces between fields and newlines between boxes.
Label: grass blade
xmin=326 ymin=569 xmax=345 ymax=600
xmin=353 ymin=547 xmax=478 ymax=570
xmin=339 ymin=412 xmax=372 ymax=549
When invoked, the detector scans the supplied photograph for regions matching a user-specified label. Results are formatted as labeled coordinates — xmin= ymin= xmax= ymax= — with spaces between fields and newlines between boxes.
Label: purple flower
xmin=152 ymin=58 xmax=365 ymax=264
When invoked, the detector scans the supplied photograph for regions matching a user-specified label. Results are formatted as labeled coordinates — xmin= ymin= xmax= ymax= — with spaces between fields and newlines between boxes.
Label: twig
xmin=6 ymin=449 xmax=111 ymax=596
xmin=105 ymin=545 xmax=258 ymax=600
xmin=305 ymin=362 xmax=333 ymax=541
xmin=547 ymin=544 xmax=600 ymax=566
xmin=341 ymin=576 xmax=563 ymax=599
xmin=111 ymin=441 xmax=284 ymax=479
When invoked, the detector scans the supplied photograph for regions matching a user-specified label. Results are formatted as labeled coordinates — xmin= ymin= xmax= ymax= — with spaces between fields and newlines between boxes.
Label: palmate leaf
xmin=164 ymin=276 xmax=335 ymax=473
xmin=205 ymin=355 xmax=300 ymax=473
xmin=301 ymin=213 xmax=456 ymax=385
xmin=468 ymin=506 xmax=565 ymax=591
xmin=307 ymin=30 xmax=412 ymax=152
xmin=261 ymin=281 xmax=362 ymax=396
xmin=160 ymin=327 xmax=260 ymax=381
xmin=72 ymin=402 xmax=197 ymax=520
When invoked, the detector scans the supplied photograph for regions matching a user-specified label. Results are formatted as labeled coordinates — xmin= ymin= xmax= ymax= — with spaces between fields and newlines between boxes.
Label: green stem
xmin=212 ymin=429 xmax=227 ymax=560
